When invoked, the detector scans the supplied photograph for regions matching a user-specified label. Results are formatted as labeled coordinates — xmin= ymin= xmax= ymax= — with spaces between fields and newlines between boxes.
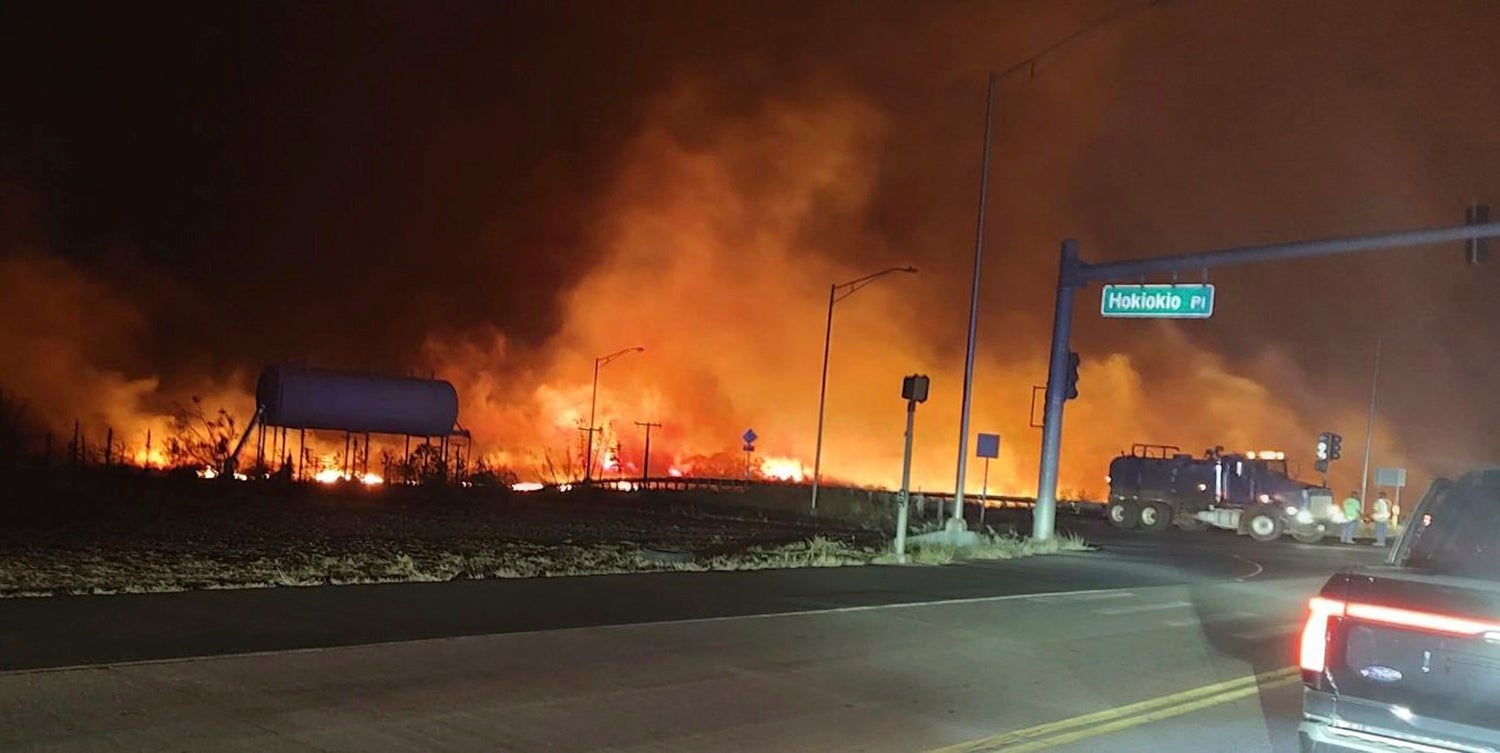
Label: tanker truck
xmin=1105 ymin=444 xmax=1338 ymax=543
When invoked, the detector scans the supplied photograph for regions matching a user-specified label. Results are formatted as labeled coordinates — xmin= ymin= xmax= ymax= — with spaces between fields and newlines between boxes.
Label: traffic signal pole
xmin=1033 ymin=239 xmax=1080 ymax=542
xmin=1033 ymin=218 xmax=1500 ymax=542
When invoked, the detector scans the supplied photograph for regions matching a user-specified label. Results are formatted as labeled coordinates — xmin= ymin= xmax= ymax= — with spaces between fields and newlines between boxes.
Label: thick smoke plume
xmin=428 ymin=79 xmax=1415 ymax=496
xmin=3 ymin=0 xmax=1494 ymax=499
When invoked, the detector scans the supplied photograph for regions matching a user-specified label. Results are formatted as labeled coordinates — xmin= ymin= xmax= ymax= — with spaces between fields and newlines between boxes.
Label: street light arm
xmin=832 ymin=266 xmax=918 ymax=303
xmin=993 ymin=0 xmax=1159 ymax=85
xmin=595 ymin=346 xmax=646 ymax=368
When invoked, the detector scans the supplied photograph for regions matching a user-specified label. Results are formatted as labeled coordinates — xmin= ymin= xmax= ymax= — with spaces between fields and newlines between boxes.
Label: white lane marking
xmin=1232 ymin=554 xmax=1265 ymax=581
xmin=0 ymin=584 xmax=1144 ymax=677
xmin=1159 ymin=611 xmax=1263 ymax=628
xmin=1096 ymin=600 xmax=1193 ymax=615
xmin=1054 ymin=591 xmax=1137 ymax=602
xmin=1229 ymin=623 xmax=1302 ymax=641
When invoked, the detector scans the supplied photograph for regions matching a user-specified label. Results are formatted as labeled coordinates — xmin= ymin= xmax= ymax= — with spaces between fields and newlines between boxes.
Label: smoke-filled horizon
xmin=1 ymin=0 xmax=1496 ymax=495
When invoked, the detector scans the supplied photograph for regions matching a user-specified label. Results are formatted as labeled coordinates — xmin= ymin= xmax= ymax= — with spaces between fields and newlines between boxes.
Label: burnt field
xmin=0 ymin=469 xmax=917 ymax=597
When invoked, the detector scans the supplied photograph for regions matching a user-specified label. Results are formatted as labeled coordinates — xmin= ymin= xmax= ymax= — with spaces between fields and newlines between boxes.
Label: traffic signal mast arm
xmin=1034 ymin=216 xmax=1497 ymax=543
xmin=1063 ymin=217 xmax=1500 ymax=287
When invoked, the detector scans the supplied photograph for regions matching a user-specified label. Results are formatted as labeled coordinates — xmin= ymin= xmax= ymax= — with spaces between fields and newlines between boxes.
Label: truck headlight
xmin=1258 ymin=493 xmax=1271 ymax=504
xmin=1285 ymin=506 xmax=1299 ymax=517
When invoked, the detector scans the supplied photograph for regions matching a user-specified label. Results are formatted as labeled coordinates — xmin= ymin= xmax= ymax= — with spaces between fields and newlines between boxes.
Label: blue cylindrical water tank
xmin=255 ymin=366 xmax=460 ymax=436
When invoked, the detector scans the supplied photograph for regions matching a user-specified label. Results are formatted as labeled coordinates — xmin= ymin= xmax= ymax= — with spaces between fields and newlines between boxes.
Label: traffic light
xmin=1315 ymin=459 xmax=1329 ymax=474
xmin=1329 ymin=433 xmax=1343 ymax=461
xmin=1064 ymin=351 xmax=1080 ymax=400
xmin=902 ymin=374 xmax=930 ymax=403
xmin=1316 ymin=432 xmax=1330 ymax=461
xmin=1467 ymin=203 xmax=1490 ymax=265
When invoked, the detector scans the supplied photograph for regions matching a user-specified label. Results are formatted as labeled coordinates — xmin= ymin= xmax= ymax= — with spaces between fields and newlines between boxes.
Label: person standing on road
xmin=1341 ymin=491 xmax=1362 ymax=544
xmin=1372 ymin=491 xmax=1392 ymax=547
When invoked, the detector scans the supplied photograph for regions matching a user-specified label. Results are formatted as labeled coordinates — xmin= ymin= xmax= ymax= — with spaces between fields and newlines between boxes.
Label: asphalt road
xmin=0 ymin=516 xmax=1389 ymax=751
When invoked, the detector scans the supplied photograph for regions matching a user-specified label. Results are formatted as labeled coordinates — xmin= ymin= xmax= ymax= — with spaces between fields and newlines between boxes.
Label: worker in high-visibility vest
xmin=1372 ymin=491 xmax=1392 ymax=547
xmin=1340 ymin=491 xmax=1362 ymax=544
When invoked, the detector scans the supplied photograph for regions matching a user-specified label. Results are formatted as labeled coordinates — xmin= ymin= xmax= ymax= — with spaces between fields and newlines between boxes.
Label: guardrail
xmin=564 ymin=477 xmax=1104 ymax=515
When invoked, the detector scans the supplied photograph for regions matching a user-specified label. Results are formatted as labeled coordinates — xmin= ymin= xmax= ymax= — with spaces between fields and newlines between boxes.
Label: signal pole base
xmin=945 ymin=516 xmax=975 ymax=547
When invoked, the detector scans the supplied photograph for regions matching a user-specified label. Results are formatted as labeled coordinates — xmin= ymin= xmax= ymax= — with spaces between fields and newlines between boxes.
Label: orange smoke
xmin=424 ymin=82 xmax=1419 ymax=498
xmin=0 ymin=74 xmax=1423 ymax=500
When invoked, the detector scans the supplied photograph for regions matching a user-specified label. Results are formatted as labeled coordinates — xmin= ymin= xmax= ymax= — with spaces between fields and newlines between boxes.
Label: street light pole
xmin=809 ymin=266 xmax=917 ymax=513
xmin=584 ymin=346 xmax=645 ymax=483
xmin=1359 ymin=336 xmax=1383 ymax=507
xmin=951 ymin=71 xmax=997 ymax=531
xmin=810 ymin=284 xmax=836 ymax=513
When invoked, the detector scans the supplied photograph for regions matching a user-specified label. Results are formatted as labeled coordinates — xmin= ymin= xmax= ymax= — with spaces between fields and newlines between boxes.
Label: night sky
xmin=2 ymin=0 xmax=1497 ymax=491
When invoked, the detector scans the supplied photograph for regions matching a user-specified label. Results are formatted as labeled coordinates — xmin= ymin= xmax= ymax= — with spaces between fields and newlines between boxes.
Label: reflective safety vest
xmin=1343 ymin=496 xmax=1362 ymax=521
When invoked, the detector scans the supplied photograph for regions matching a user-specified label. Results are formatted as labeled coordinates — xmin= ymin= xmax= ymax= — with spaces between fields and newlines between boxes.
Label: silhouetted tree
xmin=165 ymin=397 xmax=237 ymax=469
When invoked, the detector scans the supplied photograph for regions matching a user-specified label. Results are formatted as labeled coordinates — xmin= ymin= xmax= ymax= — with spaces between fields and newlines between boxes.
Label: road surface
xmin=0 ymin=516 xmax=1387 ymax=752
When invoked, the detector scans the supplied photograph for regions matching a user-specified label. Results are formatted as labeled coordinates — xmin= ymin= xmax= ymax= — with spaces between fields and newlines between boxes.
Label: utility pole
xmin=635 ymin=421 xmax=661 ymax=483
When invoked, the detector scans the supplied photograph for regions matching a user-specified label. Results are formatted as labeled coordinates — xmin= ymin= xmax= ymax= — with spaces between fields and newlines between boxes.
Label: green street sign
xmin=1100 ymin=283 xmax=1215 ymax=318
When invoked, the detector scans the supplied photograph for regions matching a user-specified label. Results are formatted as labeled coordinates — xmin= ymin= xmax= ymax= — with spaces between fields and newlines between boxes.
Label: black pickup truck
xmin=1299 ymin=469 xmax=1500 ymax=752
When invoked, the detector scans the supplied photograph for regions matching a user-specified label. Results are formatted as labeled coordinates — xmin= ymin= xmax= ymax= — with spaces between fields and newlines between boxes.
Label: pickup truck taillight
xmin=1300 ymin=596 xmax=1344 ymax=677
xmin=1298 ymin=595 xmax=1500 ymax=679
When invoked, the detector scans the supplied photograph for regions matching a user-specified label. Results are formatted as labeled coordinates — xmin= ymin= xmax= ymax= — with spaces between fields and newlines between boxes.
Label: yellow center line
xmin=924 ymin=666 xmax=1299 ymax=753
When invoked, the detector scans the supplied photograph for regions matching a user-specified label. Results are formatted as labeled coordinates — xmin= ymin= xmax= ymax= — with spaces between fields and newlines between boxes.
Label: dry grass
xmin=0 ymin=529 xmax=1095 ymax=597
xmin=878 ymin=529 xmax=1094 ymax=566
xmin=0 ymin=537 xmax=887 ymax=597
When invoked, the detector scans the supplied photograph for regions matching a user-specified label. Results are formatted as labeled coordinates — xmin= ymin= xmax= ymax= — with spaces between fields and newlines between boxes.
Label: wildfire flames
xmin=313 ymin=469 xmax=384 ymax=486
xmin=758 ymin=456 xmax=805 ymax=483
xmin=1 ymin=27 xmax=1455 ymax=499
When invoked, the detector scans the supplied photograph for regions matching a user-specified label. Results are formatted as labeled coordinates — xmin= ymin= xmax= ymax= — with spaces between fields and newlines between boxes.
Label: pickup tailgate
xmin=1318 ymin=570 xmax=1500 ymax=746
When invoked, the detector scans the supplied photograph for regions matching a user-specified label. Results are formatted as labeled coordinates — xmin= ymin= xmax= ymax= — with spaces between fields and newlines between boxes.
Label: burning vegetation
xmin=6 ymin=2 xmax=1493 ymax=500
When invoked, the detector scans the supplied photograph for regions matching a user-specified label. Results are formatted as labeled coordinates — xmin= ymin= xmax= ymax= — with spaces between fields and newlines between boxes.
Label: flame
xmin=758 ymin=456 xmax=805 ymax=482
xmin=511 ymin=481 xmax=545 ymax=492
xmin=132 ymin=448 xmax=168 ymax=468
xmin=668 ymin=468 xmax=684 ymax=477
xmin=313 ymin=469 xmax=343 ymax=484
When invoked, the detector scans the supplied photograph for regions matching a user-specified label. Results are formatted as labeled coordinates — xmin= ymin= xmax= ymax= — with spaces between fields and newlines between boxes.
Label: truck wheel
xmin=1138 ymin=502 xmax=1172 ymax=532
xmin=1174 ymin=518 xmax=1209 ymax=532
xmin=1246 ymin=506 xmax=1284 ymax=542
xmin=1107 ymin=500 xmax=1138 ymax=529
xmin=1290 ymin=525 xmax=1325 ymax=544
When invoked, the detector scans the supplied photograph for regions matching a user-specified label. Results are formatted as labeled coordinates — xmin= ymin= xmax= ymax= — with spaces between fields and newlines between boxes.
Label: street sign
xmin=1100 ymin=283 xmax=1215 ymax=319
xmin=1375 ymin=467 xmax=1407 ymax=488
xmin=742 ymin=443 xmax=755 ymax=453
xmin=742 ymin=429 xmax=758 ymax=445
xmin=976 ymin=433 xmax=1000 ymax=459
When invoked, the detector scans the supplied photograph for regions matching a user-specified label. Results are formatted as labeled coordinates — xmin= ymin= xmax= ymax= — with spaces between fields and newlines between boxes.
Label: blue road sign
xmin=976 ymin=433 xmax=1001 ymax=459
